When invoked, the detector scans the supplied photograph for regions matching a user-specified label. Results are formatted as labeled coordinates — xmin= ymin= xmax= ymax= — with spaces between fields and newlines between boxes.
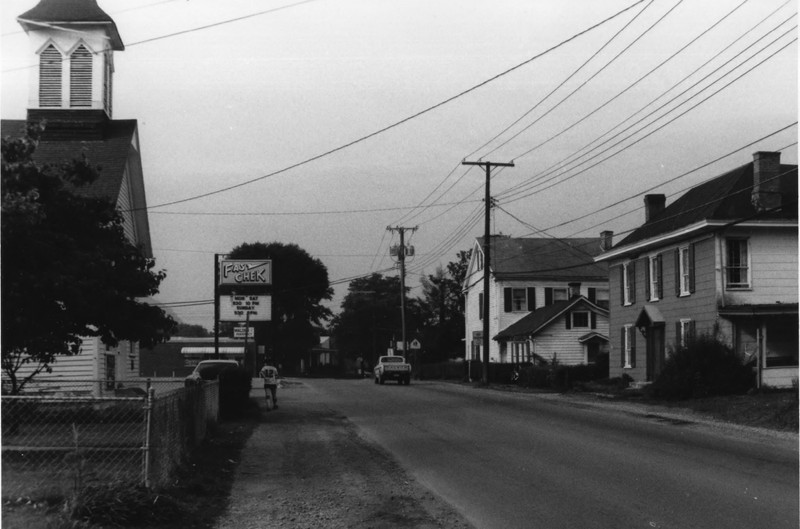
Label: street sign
xmin=410 ymin=339 xmax=421 ymax=350
xmin=219 ymin=260 xmax=272 ymax=286
xmin=233 ymin=326 xmax=255 ymax=339
xmin=219 ymin=295 xmax=272 ymax=321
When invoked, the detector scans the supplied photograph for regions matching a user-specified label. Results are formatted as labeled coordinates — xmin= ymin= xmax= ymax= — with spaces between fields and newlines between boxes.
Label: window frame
xmin=622 ymin=262 xmax=635 ymax=306
xmin=679 ymin=246 xmax=691 ymax=296
xmin=571 ymin=311 xmax=590 ymax=329
xmin=678 ymin=318 xmax=694 ymax=348
xmin=511 ymin=288 xmax=527 ymax=312
xmin=622 ymin=325 xmax=636 ymax=369
xmin=648 ymin=254 xmax=663 ymax=301
xmin=725 ymin=238 xmax=751 ymax=289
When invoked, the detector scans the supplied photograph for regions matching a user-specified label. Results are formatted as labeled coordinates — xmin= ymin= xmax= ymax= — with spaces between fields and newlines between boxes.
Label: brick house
xmin=2 ymin=0 xmax=153 ymax=393
xmin=595 ymin=152 xmax=798 ymax=388
xmin=463 ymin=236 xmax=610 ymax=365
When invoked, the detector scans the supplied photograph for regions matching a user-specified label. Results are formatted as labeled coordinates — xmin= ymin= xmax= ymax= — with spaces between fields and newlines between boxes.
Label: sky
xmin=2 ymin=0 xmax=797 ymax=330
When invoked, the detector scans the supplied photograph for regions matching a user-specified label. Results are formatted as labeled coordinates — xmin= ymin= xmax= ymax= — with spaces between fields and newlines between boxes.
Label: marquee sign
xmin=219 ymin=260 xmax=271 ymax=286
xmin=219 ymin=295 xmax=272 ymax=322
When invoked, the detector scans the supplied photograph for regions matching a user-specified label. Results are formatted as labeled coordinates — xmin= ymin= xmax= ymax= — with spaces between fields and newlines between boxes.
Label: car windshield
xmin=382 ymin=357 xmax=404 ymax=363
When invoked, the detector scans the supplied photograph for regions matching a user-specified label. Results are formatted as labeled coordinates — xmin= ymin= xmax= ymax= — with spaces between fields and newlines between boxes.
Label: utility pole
xmin=387 ymin=226 xmax=417 ymax=367
xmin=462 ymin=159 xmax=514 ymax=385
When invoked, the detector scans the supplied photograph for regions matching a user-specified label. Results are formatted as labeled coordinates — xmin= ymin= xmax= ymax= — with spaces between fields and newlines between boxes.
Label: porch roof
xmin=718 ymin=303 xmax=798 ymax=317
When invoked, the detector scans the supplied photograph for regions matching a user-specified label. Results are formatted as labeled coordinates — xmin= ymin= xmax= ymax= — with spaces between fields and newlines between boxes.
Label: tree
xmin=227 ymin=242 xmax=332 ymax=372
xmin=174 ymin=323 xmax=211 ymax=337
xmin=1 ymin=124 xmax=176 ymax=394
xmin=418 ymin=249 xmax=471 ymax=361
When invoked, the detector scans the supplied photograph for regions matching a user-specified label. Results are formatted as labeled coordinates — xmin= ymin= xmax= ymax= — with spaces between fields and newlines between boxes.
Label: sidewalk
xmin=213 ymin=380 xmax=473 ymax=529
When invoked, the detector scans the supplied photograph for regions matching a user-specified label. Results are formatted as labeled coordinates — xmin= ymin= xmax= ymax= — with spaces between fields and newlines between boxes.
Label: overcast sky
xmin=2 ymin=0 xmax=797 ymax=329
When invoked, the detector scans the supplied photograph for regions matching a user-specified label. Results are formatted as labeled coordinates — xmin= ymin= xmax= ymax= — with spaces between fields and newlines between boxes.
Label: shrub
xmin=68 ymin=481 xmax=183 ymax=527
xmin=647 ymin=334 xmax=754 ymax=400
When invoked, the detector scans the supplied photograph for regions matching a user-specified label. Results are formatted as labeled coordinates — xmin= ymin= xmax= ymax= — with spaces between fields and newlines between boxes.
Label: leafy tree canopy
xmin=1 ymin=124 xmax=176 ymax=393
xmin=227 ymin=242 xmax=333 ymax=370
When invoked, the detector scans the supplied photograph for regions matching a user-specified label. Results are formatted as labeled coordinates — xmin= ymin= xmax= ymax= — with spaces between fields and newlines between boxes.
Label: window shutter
xmin=39 ymin=45 xmax=62 ymax=107
xmin=504 ymin=288 xmax=512 ymax=313
xmin=630 ymin=330 xmax=636 ymax=368
xmin=656 ymin=254 xmax=664 ymax=299
xmin=644 ymin=257 xmax=651 ymax=300
xmin=591 ymin=312 xmax=597 ymax=329
xmin=70 ymin=45 xmax=92 ymax=107
xmin=688 ymin=243 xmax=696 ymax=293
xmin=526 ymin=287 xmax=536 ymax=311
xmin=674 ymin=248 xmax=681 ymax=296
xmin=565 ymin=313 xmax=572 ymax=329
xmin=620 ymin=328 xmax=626 ymax=367
xmin=629 ymin=261 xmax=636 ymax=304
xmin=619 ymin=266 xmax=625 ymax=305
xmin=588 ymin=287 xmax=596 ymax=303
xmin=688 ymin=320 xmax=696 ymax=342
xmin=545 ymin=287 xmax=553 ymax=306
xmin=675 ymin=321 xmax=681 ymax=348
xmin=478 ymin=293 xmax=483 ymax=320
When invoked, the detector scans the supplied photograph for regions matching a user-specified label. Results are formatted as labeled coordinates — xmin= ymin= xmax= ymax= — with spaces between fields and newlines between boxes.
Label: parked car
xmin=186 ymin=359 xmax=239 ymax=382
xmin=374 ymin=355 xmax=411 ymax=385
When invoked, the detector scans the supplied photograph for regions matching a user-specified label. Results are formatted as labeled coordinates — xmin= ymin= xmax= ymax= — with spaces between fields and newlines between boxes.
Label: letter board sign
xmin=219 ymin=260 xmax=271 ymax=286
xmin=219 ymin=295 xmax=272 ymax=322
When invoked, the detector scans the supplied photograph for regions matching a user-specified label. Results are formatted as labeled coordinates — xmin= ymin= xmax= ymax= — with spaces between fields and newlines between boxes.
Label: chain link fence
xmin=1 ymin=378 xmax=219 ymax=501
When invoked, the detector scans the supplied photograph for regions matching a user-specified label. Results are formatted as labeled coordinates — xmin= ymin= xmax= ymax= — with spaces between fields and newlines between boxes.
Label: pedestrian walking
xmin=259 ymin=364 xmax=279 ymax=410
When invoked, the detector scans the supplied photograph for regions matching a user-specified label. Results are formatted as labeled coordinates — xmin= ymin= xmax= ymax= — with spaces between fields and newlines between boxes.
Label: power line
xmin=499 ymin=32 xmax=798 ymax=205
xmin=119 ymin=0 xmax=645 ymax=212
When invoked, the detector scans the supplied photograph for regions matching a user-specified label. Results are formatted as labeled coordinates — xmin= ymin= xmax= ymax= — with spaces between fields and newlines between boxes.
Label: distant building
xmin=596 ymin=152 xmax=798 ymax=388
xmin=463 ymin=236 xmax=610 ymax=365
xmin=2 ymin=0 xmax=153 ymax=393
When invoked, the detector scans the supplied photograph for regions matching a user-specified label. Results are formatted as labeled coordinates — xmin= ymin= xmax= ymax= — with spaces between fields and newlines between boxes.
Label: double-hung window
xmin=622 ymin=325 xmax=636 ymax=368
xmin=675 ymin=244 xmax=695 ymax=296
xmin=678 ymin=319 xmax=695 ymax=348
xmin=504 ymin=287 xmax=536 ymax=312
xmin=647 ymin=254 xmax=663 ymax=301
xmin=725 ymin=238 xmax=750 ymax=289
xmin=621 ymin=262 xmax=635 ymax=306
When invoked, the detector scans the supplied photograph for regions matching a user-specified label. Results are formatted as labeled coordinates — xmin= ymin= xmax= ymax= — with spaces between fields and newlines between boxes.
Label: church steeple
xmin=18 ymin=0 xmax=124 ymax=120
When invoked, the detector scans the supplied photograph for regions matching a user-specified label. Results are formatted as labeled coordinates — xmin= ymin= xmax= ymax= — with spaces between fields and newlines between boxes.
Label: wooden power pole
xmin=387 ymin=225 xmax=417 ymax=364
xmin=462 ymin=160 xmax=514 ymax=385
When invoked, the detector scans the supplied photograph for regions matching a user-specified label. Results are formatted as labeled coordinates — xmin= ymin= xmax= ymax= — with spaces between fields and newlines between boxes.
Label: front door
xmin=646 ymin=324 xmax=665 ymax=381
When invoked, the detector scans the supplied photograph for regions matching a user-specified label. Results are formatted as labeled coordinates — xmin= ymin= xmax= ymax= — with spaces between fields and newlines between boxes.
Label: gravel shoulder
xmin=212 ymin=380 xmax=474 ymax=529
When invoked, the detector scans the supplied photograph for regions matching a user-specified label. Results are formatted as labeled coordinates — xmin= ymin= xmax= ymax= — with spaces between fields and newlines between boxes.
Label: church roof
xmin=2 ymin=118 xmax=137 ymax=203
xmin=18 ymin=0 xmax=124 ymax=50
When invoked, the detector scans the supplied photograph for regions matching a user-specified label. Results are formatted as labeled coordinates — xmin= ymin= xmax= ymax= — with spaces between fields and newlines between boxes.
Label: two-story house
xmin=463 ymin=235 xmax=610 ymax=365
xmin=2 ymin=0 xmax=154 ymax=393
xmin=595 ymin=152 xmax=798 ymax=388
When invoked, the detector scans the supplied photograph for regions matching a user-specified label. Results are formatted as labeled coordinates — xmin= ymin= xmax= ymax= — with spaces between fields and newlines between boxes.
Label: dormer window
xmin=70 ymin=45 xmax=92 ymax=107
xmin=39 ymin=44 xmax=62 ymax=107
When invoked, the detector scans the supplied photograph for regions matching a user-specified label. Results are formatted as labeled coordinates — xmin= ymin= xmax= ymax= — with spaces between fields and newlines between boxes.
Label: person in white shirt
xmin=259 ymin=364 xmax=279 ymax=409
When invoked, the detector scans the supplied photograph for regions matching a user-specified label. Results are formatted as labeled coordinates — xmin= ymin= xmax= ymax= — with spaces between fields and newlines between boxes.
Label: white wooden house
xmin=463 ymin=235 xmax=610 ymax=365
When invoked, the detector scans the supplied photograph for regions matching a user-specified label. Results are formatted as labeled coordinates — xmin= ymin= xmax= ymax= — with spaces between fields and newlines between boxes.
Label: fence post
xmin=142 ymin=385 xmax=155 ymax=489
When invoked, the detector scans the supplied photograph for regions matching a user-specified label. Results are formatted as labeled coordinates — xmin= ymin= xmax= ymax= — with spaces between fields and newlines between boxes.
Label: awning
xmin=181 ymin=347 xmax=245 ymax=355
xmin=578 ymin=332 xmax=609 ymax=344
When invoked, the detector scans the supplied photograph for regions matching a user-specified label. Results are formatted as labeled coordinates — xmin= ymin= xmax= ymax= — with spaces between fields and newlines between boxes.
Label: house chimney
xmin=600 ymin=231 xmax=613 ymax=251
xmin=644 ymin=194 xmax=666 ymax=222
xmin=751 ymin=151 xmax=782 ymax=211
xmin=568 ymin=282 xmax=581 ymax=299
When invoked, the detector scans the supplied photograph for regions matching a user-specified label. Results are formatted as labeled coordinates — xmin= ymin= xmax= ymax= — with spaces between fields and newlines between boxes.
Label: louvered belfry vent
xmin=70 ymin=45 xmax=93 ymax=107
xmin=39 ymin=45 xmax=62 ymax=107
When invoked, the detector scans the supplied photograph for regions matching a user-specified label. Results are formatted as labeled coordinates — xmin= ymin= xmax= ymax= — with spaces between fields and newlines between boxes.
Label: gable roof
xmin=494 ymin=296 xmax=608 ymax=340
xmin=2 ymin=118 xmax=137 ymax=203
xmin=18 ymin=0 xmax=124 ymax=50
xmin=475 ymin=236 xmax=608 ymax=281
xmin=606 ymin=160 xmax=797 ymax=257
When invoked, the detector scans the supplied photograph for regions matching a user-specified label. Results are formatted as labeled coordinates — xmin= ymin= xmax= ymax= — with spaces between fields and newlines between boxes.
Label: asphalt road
xmin=303 ymin=378 xmax=798 ymax=529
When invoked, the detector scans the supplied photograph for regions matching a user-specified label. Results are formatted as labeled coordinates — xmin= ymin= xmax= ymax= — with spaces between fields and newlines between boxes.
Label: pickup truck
xmin=374 ymin=355 xmax=411 ymax=385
